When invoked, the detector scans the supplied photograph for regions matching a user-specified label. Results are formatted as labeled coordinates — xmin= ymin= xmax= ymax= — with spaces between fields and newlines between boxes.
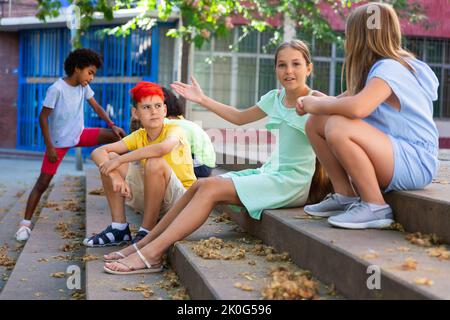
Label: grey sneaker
xmin=328 ymin=202 xmax=394 ymax=229
xmin=304 ymin=193 xmax=358 ymax=217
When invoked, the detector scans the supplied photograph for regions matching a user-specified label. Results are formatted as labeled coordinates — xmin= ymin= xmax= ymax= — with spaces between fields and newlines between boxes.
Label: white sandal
xmin=103 ymin=244 xmax=162 ymax=275
xmin=103 ymin=243 xmax=141 ymax=262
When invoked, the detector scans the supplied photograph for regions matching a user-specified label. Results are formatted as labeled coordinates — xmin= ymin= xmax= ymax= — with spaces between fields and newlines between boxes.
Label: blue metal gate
xmin=17 ymin=23 xmax=166 ymax=153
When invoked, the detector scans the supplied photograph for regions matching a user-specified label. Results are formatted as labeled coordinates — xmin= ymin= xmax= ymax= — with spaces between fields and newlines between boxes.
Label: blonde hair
xmin=274 ymin=39 xmax=312 ymax=67
xmin=344 ymin=2 xmax=415 ymax=95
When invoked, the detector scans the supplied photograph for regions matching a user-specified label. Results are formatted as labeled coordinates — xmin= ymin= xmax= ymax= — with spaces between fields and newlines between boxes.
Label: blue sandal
xmin=83 ymin=224 xmax=132 ymax=247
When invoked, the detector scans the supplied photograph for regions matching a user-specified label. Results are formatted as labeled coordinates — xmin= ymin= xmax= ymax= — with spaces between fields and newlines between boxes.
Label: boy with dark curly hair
xmin=15 ymin=48 xmax=126 ymax=242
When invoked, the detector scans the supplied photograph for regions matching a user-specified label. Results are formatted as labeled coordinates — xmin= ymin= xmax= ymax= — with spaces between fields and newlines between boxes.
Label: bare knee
xmin=324 ymin=115 xmax=350 ymax=145
xmin=305 ymin=115 xmax=319 ymax=138
xmin=305 ymin=114 xmax=328 ymax=139
xmin=197 ymin=177 xmax=224 ymax=200
xmin=144 ymin=157 xmax=169 ymax=177
xmin=34 ymin=176 xmax=52 ymax=193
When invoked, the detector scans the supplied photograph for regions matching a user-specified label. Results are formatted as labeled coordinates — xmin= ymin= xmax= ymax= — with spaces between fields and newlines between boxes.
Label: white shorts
xmin=125 ymin=162 xmax=186 ymax=216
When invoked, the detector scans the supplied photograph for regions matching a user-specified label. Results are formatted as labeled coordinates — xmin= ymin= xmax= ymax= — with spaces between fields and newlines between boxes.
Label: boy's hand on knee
xmin=110 ymin=175 xmax=127 ymax=194
xmin=121 ymin=181 xmax=131 ymax=199
xmin=47 ymin=147 xmax=59 ymax=163
xmin=100 ymin=158 xmax=121 ymax=175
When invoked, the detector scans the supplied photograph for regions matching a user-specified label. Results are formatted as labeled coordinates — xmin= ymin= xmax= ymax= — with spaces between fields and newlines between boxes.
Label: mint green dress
xmin=221 ymin=89 xmax=316 ymax=220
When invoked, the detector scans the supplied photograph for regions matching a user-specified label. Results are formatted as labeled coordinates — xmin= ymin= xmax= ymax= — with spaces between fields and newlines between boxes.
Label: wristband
xmin=108 ymin=121 xmax=115 ymax=128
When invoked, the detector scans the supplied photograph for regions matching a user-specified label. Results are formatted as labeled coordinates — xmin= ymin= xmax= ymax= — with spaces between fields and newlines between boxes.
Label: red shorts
xmin=41 ymin=128 xmax=102 ymax=175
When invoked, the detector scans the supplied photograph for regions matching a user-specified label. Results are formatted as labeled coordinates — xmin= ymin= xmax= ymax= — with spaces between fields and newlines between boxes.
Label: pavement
xmin=0 ymin=156 xmax=96 ymax=191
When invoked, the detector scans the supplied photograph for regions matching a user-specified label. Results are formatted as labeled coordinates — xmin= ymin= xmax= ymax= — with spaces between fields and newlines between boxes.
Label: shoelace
xmin=343 ymin=201 xmax=365 ymax=215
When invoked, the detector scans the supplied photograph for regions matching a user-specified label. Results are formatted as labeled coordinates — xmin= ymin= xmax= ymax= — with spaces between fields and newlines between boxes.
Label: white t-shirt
xmin=42 ymin=78 xmax=94 ymax=148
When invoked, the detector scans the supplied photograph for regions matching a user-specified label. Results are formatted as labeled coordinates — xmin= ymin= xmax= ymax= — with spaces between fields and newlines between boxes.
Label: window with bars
xmin=193 ymin=29 xmax=276 ymax=109
xmin=193 ymin=31 xmax=449 ymax=119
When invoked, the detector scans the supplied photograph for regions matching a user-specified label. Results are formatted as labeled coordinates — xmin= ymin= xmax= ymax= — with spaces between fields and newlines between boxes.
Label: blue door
xmin=17 ymin=24 xmax=163 ymax=153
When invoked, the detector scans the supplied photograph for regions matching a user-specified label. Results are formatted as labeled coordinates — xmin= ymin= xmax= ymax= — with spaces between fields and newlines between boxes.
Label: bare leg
xmin=101 ymin=152 xmax=129 ymax=223
xmin=104 ymin=179 xmax=204 ymax=260
xmin=140 ymin=157 xmax=171 ymax=230
xmin=23 ymin=173 xmax=54 ymax=221
xmin=324 ymin=115 xmax=394 ymax=205
xmin=105 ymin=177 xmax=242 ymax=271
xmin=306 ymin=115 xmax=357 ymax=197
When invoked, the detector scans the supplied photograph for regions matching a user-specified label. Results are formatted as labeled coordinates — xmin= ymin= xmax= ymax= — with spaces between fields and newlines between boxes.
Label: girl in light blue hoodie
xmin=299 ymin=2 xmax=439 ymax=229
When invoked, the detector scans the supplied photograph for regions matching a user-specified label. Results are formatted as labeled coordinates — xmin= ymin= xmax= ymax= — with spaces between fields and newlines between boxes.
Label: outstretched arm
xmin=171 ymin=76 xmax=266 ymax=125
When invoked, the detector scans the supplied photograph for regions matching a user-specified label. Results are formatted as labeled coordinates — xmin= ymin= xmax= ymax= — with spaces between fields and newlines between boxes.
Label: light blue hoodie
xmin=364 ymin=57 xmax=440 ymax=188
xmin=364 ymin=57 xmax=439 ymax=154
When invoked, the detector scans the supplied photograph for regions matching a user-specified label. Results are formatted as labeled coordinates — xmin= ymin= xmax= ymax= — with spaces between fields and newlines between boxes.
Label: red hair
xmin=129 ymin=81 xmax=164 ymax=104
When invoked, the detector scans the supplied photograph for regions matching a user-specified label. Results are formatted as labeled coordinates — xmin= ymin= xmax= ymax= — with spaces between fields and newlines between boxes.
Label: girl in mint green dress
xmin=102 ymin=40 xmax=331 ymax=274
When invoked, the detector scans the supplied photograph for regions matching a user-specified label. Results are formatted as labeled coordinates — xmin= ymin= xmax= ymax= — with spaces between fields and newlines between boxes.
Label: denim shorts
xmin=385 ymin=136 xmax=439 ymax=192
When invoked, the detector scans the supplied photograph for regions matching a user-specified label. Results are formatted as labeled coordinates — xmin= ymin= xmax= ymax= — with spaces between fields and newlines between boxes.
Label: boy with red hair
xmin=84 ymin=82 xmax=196 ymax=247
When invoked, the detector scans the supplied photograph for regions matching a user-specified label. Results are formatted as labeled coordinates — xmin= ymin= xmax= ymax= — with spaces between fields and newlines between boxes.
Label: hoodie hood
xmin=407 ymin=58 xmax=440 ymax=101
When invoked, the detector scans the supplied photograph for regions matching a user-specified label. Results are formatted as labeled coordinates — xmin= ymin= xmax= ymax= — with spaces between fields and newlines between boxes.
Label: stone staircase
xmin=0 ymin=150 xmax=449 ymax=300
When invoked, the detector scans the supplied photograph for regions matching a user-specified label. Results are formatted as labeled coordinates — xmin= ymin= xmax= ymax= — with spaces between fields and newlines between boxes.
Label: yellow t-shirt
xmin=122 ymin=124 xmax=196 ymax=189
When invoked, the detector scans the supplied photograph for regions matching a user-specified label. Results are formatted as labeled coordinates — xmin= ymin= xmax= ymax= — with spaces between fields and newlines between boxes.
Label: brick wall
xmin=0 ymin=32 xmax=19 ymax=148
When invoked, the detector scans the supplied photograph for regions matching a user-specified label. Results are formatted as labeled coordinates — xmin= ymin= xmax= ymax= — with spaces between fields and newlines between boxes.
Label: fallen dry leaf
xmin=234 ymin=282 xmax=254 ymax=292
xmin=50 ymin=272 xmax=66 ymax=278
xmin=0 ymin=245 xmax=16 ymax=268
xmin=414 ymin=278 xmax=434 ymax=286
xmin=401 ymin=257 xmax=417 ymax=271
xmin=89 ymin=188 xmax=105 ymax=196
xmin=171 ymin=288 xmax=190 ymax=300
xmin=362 ymin=250 xmax=379 ymax=259
xmin=266 ymin=252 xmax=290 ymax=262
xmin=261 ymin=266 xmax=319 ymax=300
xmin=82 ymin=254 xmax=99 ymax=262
xmin=123 ymin=283 xmax=154 ymax=299
xmin=385 ymin=222 xmax=405 ymax=232
xmin=294 ymin=215 xmax=325 ymax=220
xmin=405 ymin=232 xmax=441 ymax=248
xmin=191 ymin=237 xmax=245 ymax=260
xmin=213 ymin=213 xmax=234 ymax=224
xmin=426 ymin=246 xmax=450 ymax=260
xmin=71 ymin=291 xmax=86 ymax=300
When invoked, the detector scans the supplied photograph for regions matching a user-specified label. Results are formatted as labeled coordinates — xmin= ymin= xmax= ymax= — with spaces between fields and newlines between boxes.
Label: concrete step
xmin=385 ymin=161 xmax=450 ymax=243
xmin=169 ymin=211 xmax=343 ymax=300
xmin=0 ymin=185 xmax=26 ymax=223
xmin=85 ymin=168 xmax=343 ymax=300
xmin=215 ymin=149 xmax=450 ymax=244
xmin=85 ymin=169 xmax=186 ymax=300
xmin=0 ymin=176 xmax=86 ymax=300
xmin=0 ymin=190 xmax=32 ymax=292
xmin=216 ymin=204 xmax=450 ymax=299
